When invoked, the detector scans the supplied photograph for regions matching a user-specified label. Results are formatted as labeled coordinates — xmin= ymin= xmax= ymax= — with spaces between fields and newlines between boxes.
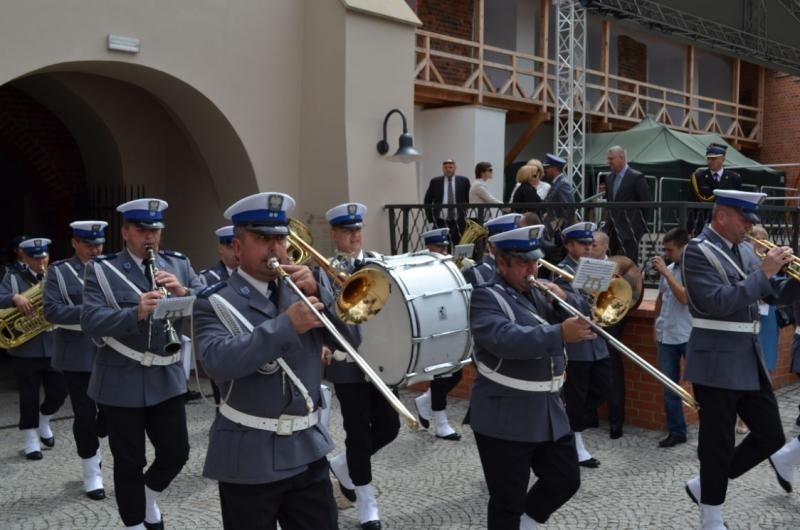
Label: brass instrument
xmin=536 ymin=258 xmax=635 ymax=326
xmin=143 ymin=245 xmax=182 ymax=354
xmin=745 ymin=235 xmax=800 ymax=282
xmin=286 ymin=230 xmax=390 ymax=324
xmin=528 ymin=275 xmax=699 ymax=410
xmin=287 ymin=218 xmax=313 ymax=264
xmin=268 ymin=258 xmax=418 ymax=429
xmin=459 ymin=219 xmax=488 ymax=245
xmin=0 ymin=282 xmax=51 ymax=349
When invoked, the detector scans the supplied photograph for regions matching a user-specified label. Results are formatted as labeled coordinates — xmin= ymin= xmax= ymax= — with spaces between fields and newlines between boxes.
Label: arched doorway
xmin=0 ymin=62 xmax=258 ymax=267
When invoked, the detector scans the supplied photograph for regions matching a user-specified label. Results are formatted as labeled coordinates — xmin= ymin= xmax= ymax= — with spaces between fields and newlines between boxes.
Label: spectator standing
xmin=652 ymin=228 xmax=692 ymax=448
xmin=510 ymin=164 xmax=542 ymax=215
xmin=542 ymin=154 xmax=575 ymax=231
xmin=604 ymin=146 xmax=651 ymax=264
xmin=423 ymin=159 xmax=471 ymax=243
xmin=469 ymin=162 xmax=502 ymax=205
xmin=528 ymin=159 xmax=551 ymax=200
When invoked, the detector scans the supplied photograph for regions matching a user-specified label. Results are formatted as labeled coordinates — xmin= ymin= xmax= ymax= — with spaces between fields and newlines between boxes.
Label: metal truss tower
xmin=555 ymin=0 xmax=587 ymax=201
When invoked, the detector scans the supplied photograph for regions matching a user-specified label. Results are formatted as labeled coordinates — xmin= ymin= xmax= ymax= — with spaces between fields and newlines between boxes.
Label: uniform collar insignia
xmin=123 ymin=262 xmax=131 ymax=270
xmin=240 ymin=286 xmax=250 ymax=296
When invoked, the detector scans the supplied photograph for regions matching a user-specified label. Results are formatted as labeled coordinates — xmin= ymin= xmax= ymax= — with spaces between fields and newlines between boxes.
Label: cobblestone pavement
xmin=1 ymin=367 xmax=799 ymax=529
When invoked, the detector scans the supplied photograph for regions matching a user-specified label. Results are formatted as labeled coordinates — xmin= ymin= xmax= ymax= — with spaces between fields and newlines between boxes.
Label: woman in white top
xmin=469 ymin=161 xmax=503 ymax=204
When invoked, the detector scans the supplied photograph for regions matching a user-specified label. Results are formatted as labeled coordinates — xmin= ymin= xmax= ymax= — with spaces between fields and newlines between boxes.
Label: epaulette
xmin=49 ymin=258 xmax=71 ymax=267
xmin=159 ymin=249 xmax=187 ymax=260
xmin=92 ymin=253 xmax=116 ymax=262
xmin=198 ymin=281 xmax=227 ymax=298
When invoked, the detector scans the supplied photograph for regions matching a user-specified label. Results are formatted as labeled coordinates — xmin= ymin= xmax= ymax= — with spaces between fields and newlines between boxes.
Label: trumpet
xmin=745 ymin=236 xmax=800 ymax=282
xmin=143 ymin=245 xmax=182 ymax=354
xmin=268 ymin=258 xmax=418 ymax=429
xmin=527 ymin=275 xmax=699 ymax=410
xmin=536 ymin=258 xmax=633 ymax=326
xmin=286 ymin=231 xmax=390 ymax=325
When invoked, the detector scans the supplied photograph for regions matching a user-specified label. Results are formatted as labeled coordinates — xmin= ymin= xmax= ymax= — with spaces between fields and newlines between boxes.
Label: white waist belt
xmin=56 ymin=324 xmax=82 ymax=332
xmin=103 ymin=337 xmax=182 ymax=367
xmin=795 ymin=327 xmax=800 ymax=336
xmin=219 ymin=403 xmax=320 ymax=435
xmin=476 ymin=361 xmax=564 ymax=393
xmin=692 ymin=318 xmax=760 ymax=334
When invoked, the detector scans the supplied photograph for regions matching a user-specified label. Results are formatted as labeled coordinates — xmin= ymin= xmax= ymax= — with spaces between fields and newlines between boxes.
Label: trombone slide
xmin=528 ymin=275 xmax=699 ymax=410
xmin=268 ymin=258 xmax=419 ymax=429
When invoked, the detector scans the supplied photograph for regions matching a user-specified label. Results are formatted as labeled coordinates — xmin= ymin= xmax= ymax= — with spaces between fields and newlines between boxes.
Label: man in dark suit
xmin=423 ymin=158 xmax=471 ymax=243
xmin=688 ymin=143 xmax=742 ymax=234
xmin=604 ymin=145 xmax=651 ymax=265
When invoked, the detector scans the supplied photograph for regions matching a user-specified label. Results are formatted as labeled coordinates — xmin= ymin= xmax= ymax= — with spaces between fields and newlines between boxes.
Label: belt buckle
xmin=549 ymin=375 xmax=560 ymax=393
xmin=276 ymin=416 xmax=294 ymax=436
xmin=753 ymin=321 xmax=760 ymax=334
xmin=140 ymin=352 xmax=155 ymax=367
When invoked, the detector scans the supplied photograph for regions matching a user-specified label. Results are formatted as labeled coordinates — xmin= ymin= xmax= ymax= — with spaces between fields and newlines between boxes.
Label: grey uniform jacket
xmin=682 ymin=227 xmax=800 ymax=390
xmin=544 ymin=174 xmax=575 ymax=227
xmin=43 ymin=257 xmax=97 ymax=372
xmin=80 ymin=248 xmax=204 ymax=407
xmin=462 ymin=254 xmax=496 ymax=287
xmin=0 ymin=267 xmax=54 ymax=358
xmin=790 ymin=300 xmax=800 ymax=374
xmin=555 ymin=256 xmax=609 ymax=362
xmin=193 ymin=270 xmax=360 ymax=484
xmin=200 ymin=261 xmax=230 ymax=287
xmin=323 ymin=253 xmax=367 ymax=385
xmin=469 ymin=278 xmax=570 ymax=443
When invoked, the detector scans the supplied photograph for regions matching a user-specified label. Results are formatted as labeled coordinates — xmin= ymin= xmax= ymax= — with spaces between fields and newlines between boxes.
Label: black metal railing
xmin=385 ymin=201 xmax=800 ymax=288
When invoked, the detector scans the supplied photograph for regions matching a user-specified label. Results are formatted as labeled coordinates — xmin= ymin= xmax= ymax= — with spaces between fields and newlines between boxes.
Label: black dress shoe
xmin=86 ymin=488 xmax=106 ymax=501
xmin=328 ymin=462 xmax=356 ymax=502
xmin=768 ymin=457 xmax=793 ymax=493
xmin=795 ymin=413 xmax=800 ymax=428
xmin=579 ymin=457 xmax=601 ymax=468
xmin=361 ymin=521 xmax=382 ymax=530
xmin=184 ymin=390 xmax=202 ymax=402
xmin=685 ymin=484 xmax=698 ymax=505
xmin=25 ymin=450 xmax=43 ymax=461
xmin=609 ymin=427 xmax=623 ymax=439
xmin=436 ymin=432 xmax=461 ymax=441
xmin=414 ymin=402 xmax=430 ymax=429
xmin=144 ymin=520 xmax=164 ymax=530
xmin=658 ymin=433 xmax=687 ymax=448
xmin=40 ymin=436 xmax=55 ymax=448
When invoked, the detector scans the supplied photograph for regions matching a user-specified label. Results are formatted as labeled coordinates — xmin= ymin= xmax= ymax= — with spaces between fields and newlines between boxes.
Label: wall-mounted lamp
xmin=107 ymin=34 xmax=140 ymax=54
xmin=376 ymin=108 xmax=422 ymax=163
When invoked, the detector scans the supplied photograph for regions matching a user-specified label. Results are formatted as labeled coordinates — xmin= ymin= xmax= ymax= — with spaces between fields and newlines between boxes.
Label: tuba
xmin=0 ymin=282 xmax=51 ymax=349
xmin=459 ymin=219 xmax=488 ymax=245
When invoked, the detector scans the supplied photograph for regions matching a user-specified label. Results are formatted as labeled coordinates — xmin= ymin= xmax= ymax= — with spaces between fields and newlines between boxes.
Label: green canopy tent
xmin=583 ymin=117 xmax=784 ymax=201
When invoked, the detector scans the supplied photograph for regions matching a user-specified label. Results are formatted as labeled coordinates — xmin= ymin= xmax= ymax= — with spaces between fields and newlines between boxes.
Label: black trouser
xmin=105 ymin=395 xmax=190 ymax=526
xmin=604 ymin=323 xmax=626 ymax=431
xmin=63 ymin=370 xmax=105 ymax=458
xmin=563 ymin=358 xmax=611 ymax=432
xmin=693 ymin=378 xmax=785 ymax=505
xmin=10 ymin=356 xmax=67 ymax=430
xmin=431 ymin=369 xmax=463 ymax=411
xmin=474 ymin=432 xmax=580 ymax=529
xmin=218 ymin=458 xmax=336 ymax=530
xmin=334 ymin=382 xmax=400 ymax=486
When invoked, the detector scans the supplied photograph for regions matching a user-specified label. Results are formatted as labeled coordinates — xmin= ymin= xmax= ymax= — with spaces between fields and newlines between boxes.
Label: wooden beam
xmin=504 ymin=112 xmax=548 ymax=167
xmin=732 ymin=58 xmax=741 ymax=105
xmin=685 ymin=45 xmax=695 ymax=113
xmin=600 ymin=20 xmax=611 ymax=121
xmin=477 ymin=0 xmax=485 ymax=104
xmin=538 ymin=0 xmax=549 ymax=59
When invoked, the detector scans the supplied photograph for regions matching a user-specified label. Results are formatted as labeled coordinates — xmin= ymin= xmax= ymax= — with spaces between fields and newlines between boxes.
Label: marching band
xmin=3 ymin=187 xmax=800 ymax=530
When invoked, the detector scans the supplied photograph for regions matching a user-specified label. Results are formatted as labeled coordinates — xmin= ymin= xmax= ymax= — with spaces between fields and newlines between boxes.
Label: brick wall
xmin=415 ymin=0 xmax=476 ymax=86
xmin=0 ymin=85 xmax=86 ymax=258
xmin=617 ymin=35 xmax=647 ymax=117
xmin=760 ymin=71 xmax=800 ymax=191
xmin=439 ymin=299 xmax=798 ymax=432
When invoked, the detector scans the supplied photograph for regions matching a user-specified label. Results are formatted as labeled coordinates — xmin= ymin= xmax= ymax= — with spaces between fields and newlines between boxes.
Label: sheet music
xmin=572 ymin=258 xmax=616 ymax=292
xmin=153 ymin=295 xmax=197 ymax=320
xmin=453 ymin=244 xmax=474 ymax=260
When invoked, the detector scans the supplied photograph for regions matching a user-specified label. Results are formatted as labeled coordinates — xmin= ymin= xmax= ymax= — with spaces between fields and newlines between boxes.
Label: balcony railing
xmin=415 ymin=30 xmax=762 ymax=146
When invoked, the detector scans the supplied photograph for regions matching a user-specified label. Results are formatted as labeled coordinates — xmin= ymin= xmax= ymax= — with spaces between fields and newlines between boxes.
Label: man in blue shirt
xmin=652 ymin=228 xmax=692 ymax=448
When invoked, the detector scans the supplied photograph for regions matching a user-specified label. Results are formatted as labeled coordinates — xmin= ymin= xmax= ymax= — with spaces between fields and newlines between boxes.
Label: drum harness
xmin=474 ymin=285 xmax=565 ymax=393
xmin=207 ymin=292 xmax=321 ymax=436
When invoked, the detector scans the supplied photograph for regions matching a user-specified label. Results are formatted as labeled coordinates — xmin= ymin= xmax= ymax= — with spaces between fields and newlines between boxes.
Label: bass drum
xmin=357 ymin=251 xmax=473 ymax=387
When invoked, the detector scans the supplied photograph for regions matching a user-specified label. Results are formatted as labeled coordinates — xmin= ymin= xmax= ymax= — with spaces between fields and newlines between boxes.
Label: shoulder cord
xmin=208 ymin=293 xmax=314 ymax=413
xmin=52 ymin=265 xmax=73 ymax=306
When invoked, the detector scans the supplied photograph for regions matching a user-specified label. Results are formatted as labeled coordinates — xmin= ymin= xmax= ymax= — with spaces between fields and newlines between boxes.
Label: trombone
xmin=745 ymin=235 xmax=800 ymax=282
xmin=268 ymin=258 xmax=419 ymax=429
xmin=527 ymin=275 xmax=699 ymax=410
xmin=536 ymin=258 xmax=633 ymax=327
xmin=287 ymin=229 xmax=390 ymax=325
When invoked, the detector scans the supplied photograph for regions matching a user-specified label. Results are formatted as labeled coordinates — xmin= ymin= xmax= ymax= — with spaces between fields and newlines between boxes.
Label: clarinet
xmin=143 ymin=244 xmax=182 ymax=354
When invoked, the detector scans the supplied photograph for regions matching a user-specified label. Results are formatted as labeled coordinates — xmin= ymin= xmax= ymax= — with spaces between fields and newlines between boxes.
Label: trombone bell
xmin=337 ymin=269 xmax=391 ymax=324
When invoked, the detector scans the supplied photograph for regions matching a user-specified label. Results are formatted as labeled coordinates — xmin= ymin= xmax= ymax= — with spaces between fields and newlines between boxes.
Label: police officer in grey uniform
xmin=681 ymin=189 xmax=800 ymax=530
xmin=469 ymin=225 xmax=595 ymax=530
xmin=555 ymin=222 xmax=611 ymax=469
xmin=193 ymin=192 xmax=358 ymax=529
xmin=199 ymin=225 xmax=237 ymax=286
xmin=81 ymin=198 xmax=204 ymax=530
xmin=324 ymin=202 xmax=397 ymax=530
xmin=0 ymin=237 xmax=66 ymax=460
xmin=43 ymin=221 xmax=108 ymax=499
xmin=461 ymin=213 xmax=521 ymax=287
